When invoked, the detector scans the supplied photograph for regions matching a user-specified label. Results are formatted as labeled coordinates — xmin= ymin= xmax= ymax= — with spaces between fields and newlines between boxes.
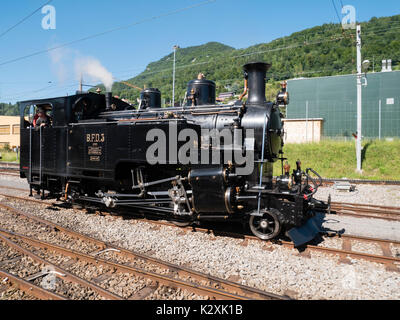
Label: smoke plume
xmin=75 ymin=56 xmax=114 ymax=91
xmin=48 ymin=46 xmax=114 ymax=91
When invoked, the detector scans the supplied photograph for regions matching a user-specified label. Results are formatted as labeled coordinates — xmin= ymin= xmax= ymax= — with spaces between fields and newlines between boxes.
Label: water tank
xmin=186 ymin=79 xmax=216 ymax=107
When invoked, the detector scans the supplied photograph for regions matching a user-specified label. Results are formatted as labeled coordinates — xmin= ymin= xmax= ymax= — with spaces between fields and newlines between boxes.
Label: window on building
xmin=12 ymin=125 xmax=20 ymax=135
xmin=0 ymin=125 xmax=10 ymax=135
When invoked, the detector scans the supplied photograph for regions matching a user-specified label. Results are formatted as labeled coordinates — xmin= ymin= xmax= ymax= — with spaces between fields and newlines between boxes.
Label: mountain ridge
xmin=108 ymin=14 xmax=400 ymax=105
xmin=1 ymin=14 xmax=399 ymax=114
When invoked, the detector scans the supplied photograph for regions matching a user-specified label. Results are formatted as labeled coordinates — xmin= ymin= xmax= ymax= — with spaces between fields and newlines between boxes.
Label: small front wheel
xmin=249 ymin=209 xmax=282 ymax=240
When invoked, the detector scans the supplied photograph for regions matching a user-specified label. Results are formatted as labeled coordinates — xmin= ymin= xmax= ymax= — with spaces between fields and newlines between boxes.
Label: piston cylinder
xmin=189 ymin=167 xmax=235 ymax=213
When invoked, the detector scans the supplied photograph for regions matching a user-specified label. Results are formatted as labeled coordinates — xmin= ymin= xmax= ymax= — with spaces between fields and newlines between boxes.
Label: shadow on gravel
xmin=46 ymin=206 xmax=60 ymax=211
xmin=51 ymin=202 xmax=73 ymax=210
xmin=315 ymin=212 xmax=346 ymax=235
xmin=294 ymin=213 xmax=346 ymax=252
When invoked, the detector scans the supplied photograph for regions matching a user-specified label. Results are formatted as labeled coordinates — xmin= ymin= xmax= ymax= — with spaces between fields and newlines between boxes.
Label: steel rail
xmin=0 ymin=186 xmax=30 ymax=192
xmin=0 ymin=234 xmax=123 ymax=300
xmin=0 ymin=200 xmax=286 ymax=300
xmin=2 ymin=189 xmax=400 ymax=227
xmin=334 ymin=202 xmax=400 ymax=211
xmin=322 ymin=178 xmax=400 ymax=186
xmin=0 ymin=268 xmax=67 ymax=300
xmin=2 ymin=185 xmax=400 ymax=222
xmin=177 ymin=225 xmax=400 ymax=271
xmin=331 ymin=201 xmax=400 ymax=212
xmin=0 ymin=173 xmax=20 ymax=177
xmin=0 ymin=228 xmax=274 ymax=301
xmin=0 ymin=167 xmax=19 ymax=172
xmin=330 ymin=202 xmax=400 ymax=221
xmin=1 ymin=192 xmax=400 ymax=243
xmin=1 ymin=193 xmax=399 ymax=271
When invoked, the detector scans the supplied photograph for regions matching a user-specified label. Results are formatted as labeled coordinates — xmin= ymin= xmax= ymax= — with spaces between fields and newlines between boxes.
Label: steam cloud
xmin=49 ymin=46 xmax=114 ymax=92
xmin=75 ymin=57 xmax=114 ymax=92
xmin=49 ymin=47 xmax=71 ymax=83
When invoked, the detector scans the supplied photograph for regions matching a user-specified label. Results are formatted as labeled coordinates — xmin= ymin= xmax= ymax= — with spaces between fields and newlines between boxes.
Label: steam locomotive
xmin=19 ymin=62 xmax=326 ymax=246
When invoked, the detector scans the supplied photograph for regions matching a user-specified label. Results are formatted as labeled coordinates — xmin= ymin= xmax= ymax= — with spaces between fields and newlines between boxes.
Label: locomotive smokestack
xmin=243 ymin=62 xmax=271 ymax=106
xmin=105 ymin=92 xmax=112 ymax=110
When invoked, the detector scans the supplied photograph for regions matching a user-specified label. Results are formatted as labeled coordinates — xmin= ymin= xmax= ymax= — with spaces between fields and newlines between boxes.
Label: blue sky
xmin=0 ymin=0 xmax=399 ymax=103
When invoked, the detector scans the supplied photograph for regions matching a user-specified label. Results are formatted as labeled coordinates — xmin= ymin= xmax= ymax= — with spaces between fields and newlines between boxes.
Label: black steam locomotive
xmin=19 ymin=62 xmax=325 ymax=246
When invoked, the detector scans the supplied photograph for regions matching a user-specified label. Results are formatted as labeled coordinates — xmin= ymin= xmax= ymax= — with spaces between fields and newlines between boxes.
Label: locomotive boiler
xmin=18 ymin=62 xmax=325 ymax=246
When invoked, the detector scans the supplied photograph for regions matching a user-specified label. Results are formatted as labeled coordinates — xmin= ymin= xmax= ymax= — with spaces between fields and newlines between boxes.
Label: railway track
xmin=268 ymin=177 xmax=400 ymax=187
xmin=0 ymin=163 xmax=20 ymax=177
xmin=0 ymin=232 xmax=122 ymax=300
xmin=321 ymin=178 xmax=400 ymax=186
xmin=330 ymin=201 xmax=400 ymax=221
xmin=0 ymin=269 xmax=66 ymax=300
xmin=1 ymin=184 xmax=399 ymax=221
xmin=0 ymin=191 xmax=399 ymax=275
xmin=0 ymin=170 xmax=19 ymax=177
xmin=139 ymin=219 xmax=400 ymax=273
xmin=0 ymin=197 xmax=286 ymax=300
xmin=0 ymin=172 xmax=20 ymax=177
xmin=0 ymin=162 xmax=19 ymax=168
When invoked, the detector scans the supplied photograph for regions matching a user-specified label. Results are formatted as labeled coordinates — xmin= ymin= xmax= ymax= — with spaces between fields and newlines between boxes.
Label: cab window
xmin=23 ymin=104 xmax=53 ymax=128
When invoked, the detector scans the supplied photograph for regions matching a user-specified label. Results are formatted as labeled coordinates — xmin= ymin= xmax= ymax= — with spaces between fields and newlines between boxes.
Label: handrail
xmin=257 ymin=112 xmax=268 ymax=214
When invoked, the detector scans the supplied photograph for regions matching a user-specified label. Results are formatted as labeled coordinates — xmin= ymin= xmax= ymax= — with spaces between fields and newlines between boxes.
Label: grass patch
xmin=0 ymin=150 xmax=19 ymax=163
xmin=273 ymin=139 xmax=400 ymax=181
xmin=1 ymin=141 xmax=399 ymax=180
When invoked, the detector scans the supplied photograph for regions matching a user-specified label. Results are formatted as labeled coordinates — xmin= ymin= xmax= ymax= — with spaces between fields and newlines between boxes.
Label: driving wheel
xmin=249 ymin=209 xmax=282 ymax=240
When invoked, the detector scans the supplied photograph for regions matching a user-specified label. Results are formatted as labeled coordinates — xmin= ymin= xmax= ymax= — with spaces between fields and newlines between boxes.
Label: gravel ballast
xmin=0 ymin=197 xmax=398 ymax=300
xmin=315 ymin=184 xmax=400 ymax=207
xmin=0 ymin=175 xmax=399 ymax=300
xmin=0 ymin=206 xmax=207 ymax=300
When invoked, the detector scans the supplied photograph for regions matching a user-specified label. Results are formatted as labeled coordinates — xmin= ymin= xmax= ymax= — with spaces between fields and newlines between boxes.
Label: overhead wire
xmin=331 ymin=0 xmax=342 ymax=25
xmin=4 ymin=5 xmax=399 ymax=102
xmin=0 ymin=0 xmax=216 ymax=68
xmin=0 ymin=0 xmax=53 ymax=39
xmin=119 ymin=22 xmax=399 ymax=84
xmin=1 ymin=82 xmax=78 ymax=101
xmin=9 ymin=22 xmax=397 ymax=102
xmin=125 ymin=35 xmax=349 ymax=81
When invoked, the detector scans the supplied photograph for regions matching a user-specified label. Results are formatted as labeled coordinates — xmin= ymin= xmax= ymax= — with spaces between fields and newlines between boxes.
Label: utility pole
xmin=172 ymin=45 xmax=179 ymax=107
xmin=356 ymin=24 xmax=362 ymax=173
xmin=373 ymin=56 xmax=375 ymax=73
xmin=79 ymin=74 xmax=83 ymax=92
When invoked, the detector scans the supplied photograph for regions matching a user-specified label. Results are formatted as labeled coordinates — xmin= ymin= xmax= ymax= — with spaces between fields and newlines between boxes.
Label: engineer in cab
xmin=33 ymin=106 xmax=51 ymax=128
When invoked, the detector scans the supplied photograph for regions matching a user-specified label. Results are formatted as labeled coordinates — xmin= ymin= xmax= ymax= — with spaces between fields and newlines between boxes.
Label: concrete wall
xmin=0 ymin=116 xmax=20 ymax=148
xmin=283 ymin=118 xmax=324 ymax=144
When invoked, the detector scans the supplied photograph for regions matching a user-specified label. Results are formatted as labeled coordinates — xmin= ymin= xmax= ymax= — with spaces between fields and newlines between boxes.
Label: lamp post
xmin=356 ymin=23 xmax=371 ymax=173
xmin=172 ymin=45 xmax=179 ymax=107
xmin=356 ymin=24 xmax=362 ymax=173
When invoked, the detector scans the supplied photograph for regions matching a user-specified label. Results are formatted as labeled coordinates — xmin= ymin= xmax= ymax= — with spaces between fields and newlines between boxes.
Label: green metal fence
xmin=287 ymin=71 xmax=400 ymax=139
